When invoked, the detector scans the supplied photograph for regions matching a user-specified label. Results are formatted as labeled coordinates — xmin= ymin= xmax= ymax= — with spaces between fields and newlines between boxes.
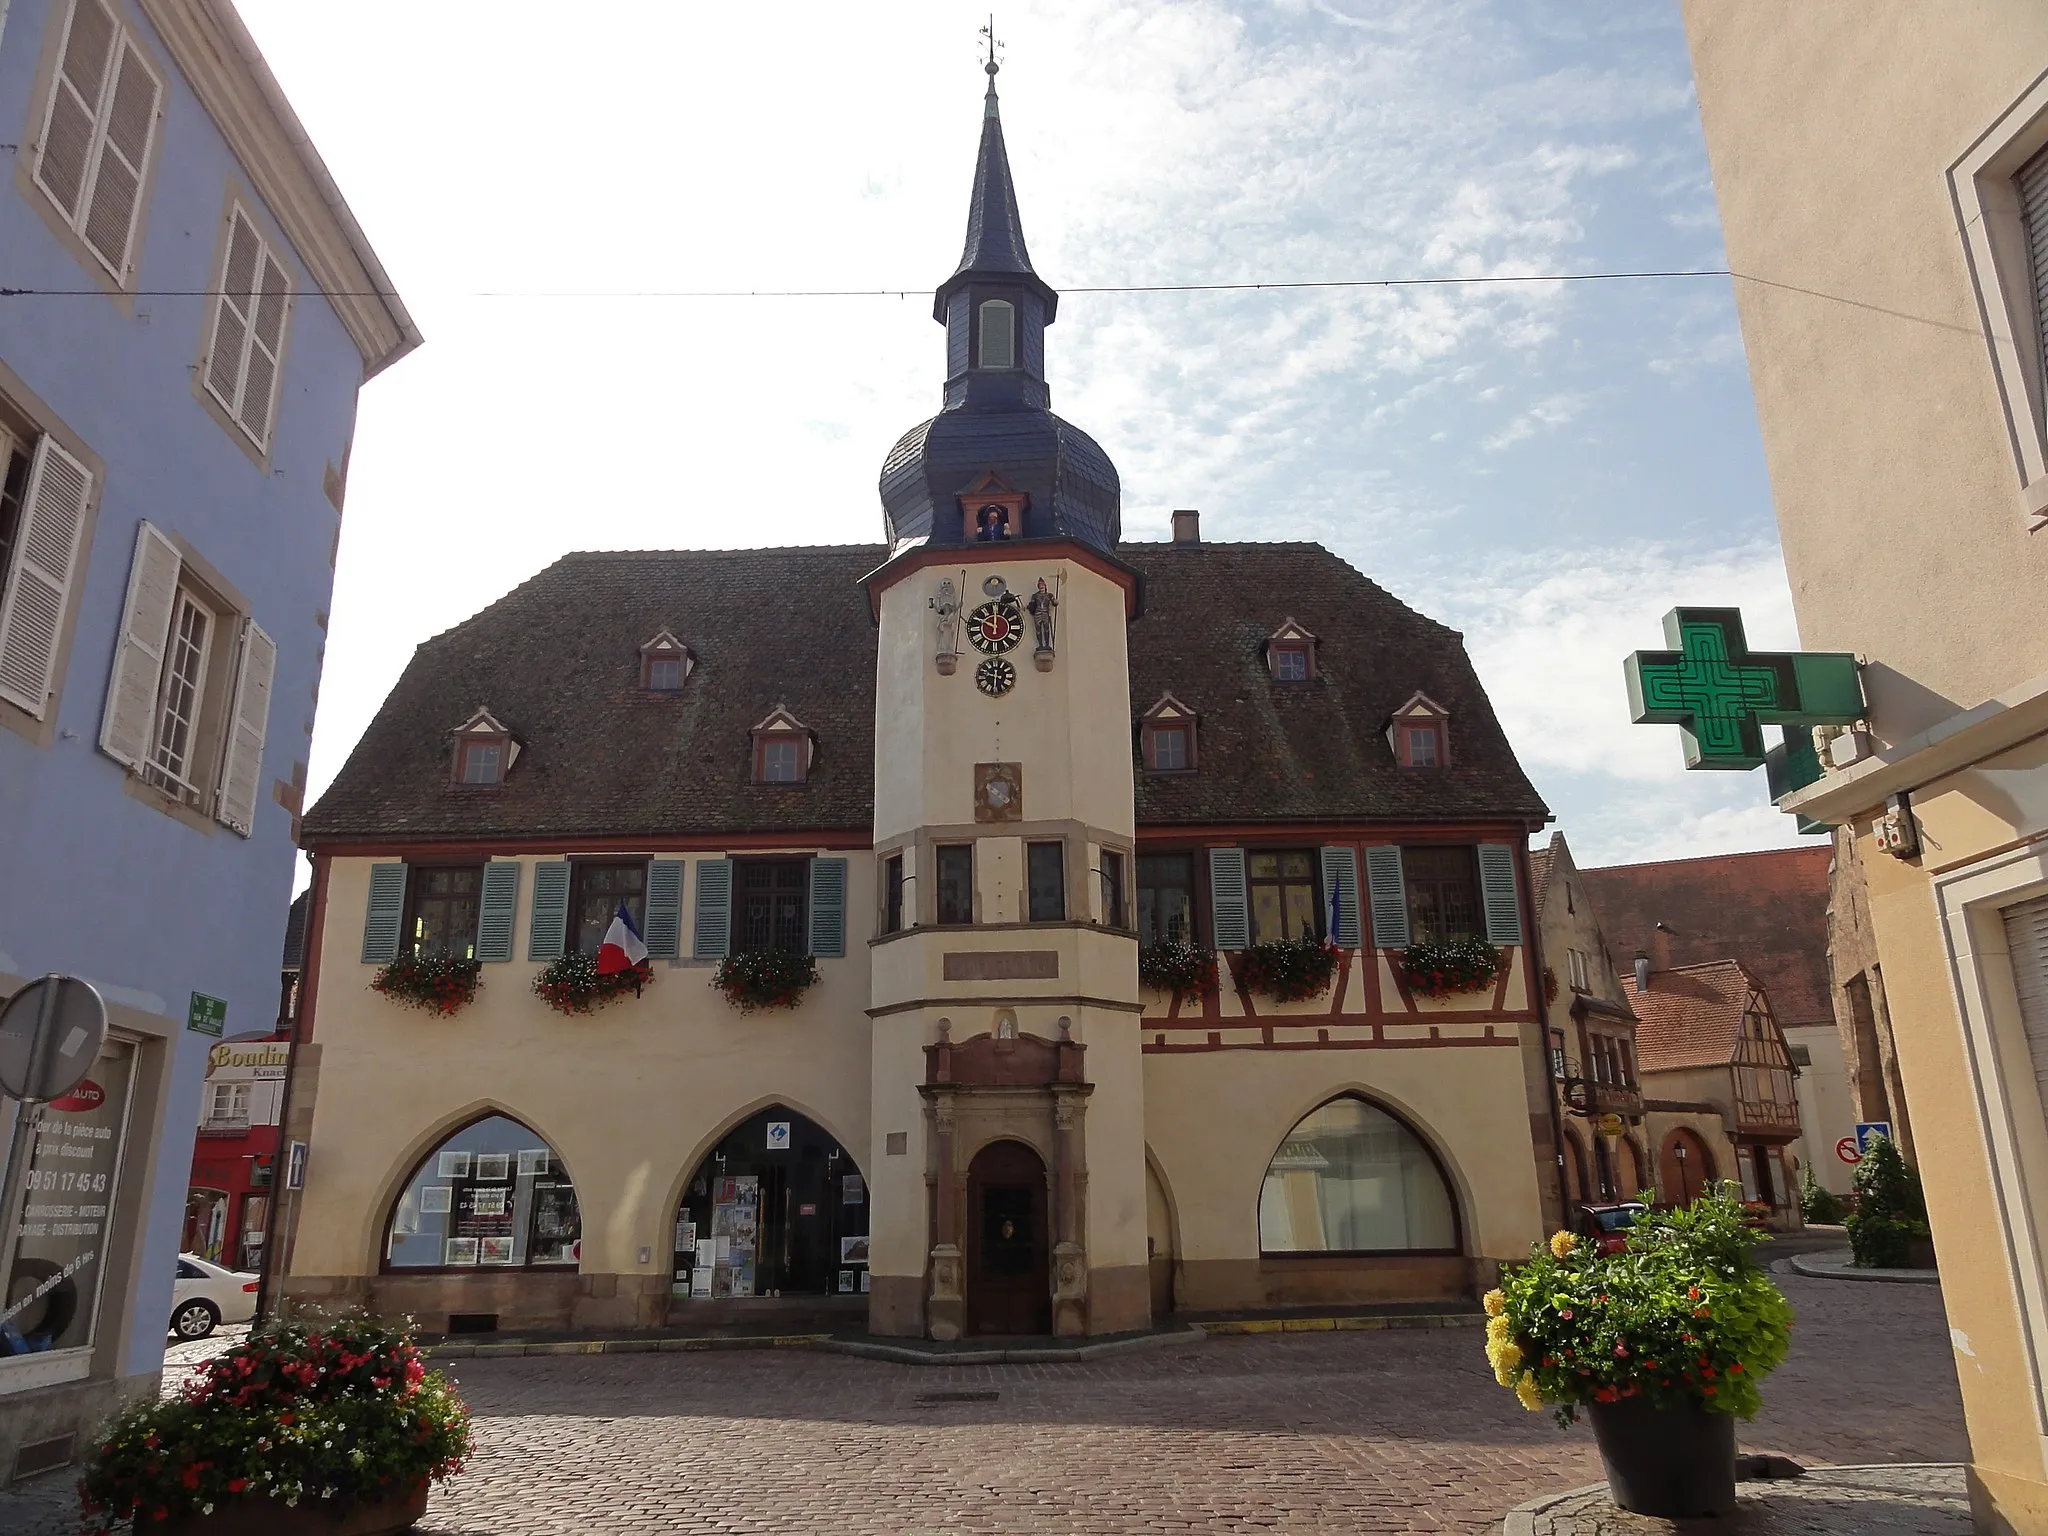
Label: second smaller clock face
xmin=976 ymin=657 xmax=1017 ymax=697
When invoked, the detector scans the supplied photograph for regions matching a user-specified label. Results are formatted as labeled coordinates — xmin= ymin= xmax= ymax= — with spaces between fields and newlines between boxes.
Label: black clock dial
xmin=967 ymin=596 xmax=1023 ymax=654
xmin=975 ymin=657 xmax=1017 ymax=696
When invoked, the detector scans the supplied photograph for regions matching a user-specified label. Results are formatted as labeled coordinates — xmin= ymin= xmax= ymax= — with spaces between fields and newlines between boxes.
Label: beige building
xmin=277 ymin=73 xmax=1557 ymax=1342
xmin=1681 ymin=5 xmax=2048 ymax=1528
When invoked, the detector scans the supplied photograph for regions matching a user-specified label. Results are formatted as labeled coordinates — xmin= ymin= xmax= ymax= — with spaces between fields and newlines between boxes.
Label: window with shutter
xmin=527 ymin=861 xmax=571 ymax=962
xmin=2023 ymin=143 xmax=2048 ymax=419
xmin=1477 ymin=844 xmax=1523 ymax=946
xmin=2002 ymin=895 xmax=2048 ymax=1118
xmin=692 ymin=858 xmax=733 ymax=959
xmin=1207 ymin=847 xmax=1250 ymax=951
xmin=475 ymin=862 xmax=522 ymax=963
xmin=1319 ymin=847 xmax=1361 ymax=950
xmin=99 ymin=521 xmax=180 ymax=766
xmin=808 ymin=857 xmax=848 ymax=958
xmin=643 ymin=860 xmax=686 ymax=959
xmin=360 ymin=863 xmax=408 ymax=963
xmin=979 ymin=300 xmax=1015 ymax=369
xmin=32 ymin=1 xmax=161 ymax=282
xmin=203 ymin=208 xmax=293 ymax=450
xmin=0 ymin=437 xmax=93 ymax=719
xmin=214 ymin=619 xmax=275 ymax=836
xmin=1363 ymin=846 xmax=1408 ymax=950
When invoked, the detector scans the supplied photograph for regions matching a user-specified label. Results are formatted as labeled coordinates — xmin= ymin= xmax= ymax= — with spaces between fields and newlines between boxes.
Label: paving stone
xmin=1509 ymin=1464 xmax=1969 ymax=1535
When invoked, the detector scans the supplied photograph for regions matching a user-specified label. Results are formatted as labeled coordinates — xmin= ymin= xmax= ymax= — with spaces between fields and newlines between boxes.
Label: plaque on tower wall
xmin=975 ymin=762 xmax=1022 ymax=822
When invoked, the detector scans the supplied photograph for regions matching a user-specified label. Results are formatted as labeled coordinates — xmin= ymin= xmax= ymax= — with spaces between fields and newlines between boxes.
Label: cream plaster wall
xmin=1784 ymin=1022 xmax=1857 ymax=1196
xmin=1681 ymin=2 xmax=2048 ymax=743
xmin=293 ymin=853 xmax=876 ymax=1284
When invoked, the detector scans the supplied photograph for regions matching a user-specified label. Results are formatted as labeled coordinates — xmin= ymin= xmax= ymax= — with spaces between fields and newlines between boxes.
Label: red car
xmin=1575 ymin=1201 xmax=1648 ymax=1255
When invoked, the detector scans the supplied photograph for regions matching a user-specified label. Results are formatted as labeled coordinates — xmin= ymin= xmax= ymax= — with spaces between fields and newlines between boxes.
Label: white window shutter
xmin=239 ymin=250 xmax=291 ymax=446
xmin=205 ymin=213 xmax=260 ymax=417
xmin=99 ymin=520 xmax=180 ymax=768
xmin=214 ymin=618 xmax=275 ymax=836
xmin=33 ymin=0 xmax=116 ymax=226
xmin=0 ymin=437 xmax=94 ymax=719
xmin=79 ymin=34 xmax=160 ymax=278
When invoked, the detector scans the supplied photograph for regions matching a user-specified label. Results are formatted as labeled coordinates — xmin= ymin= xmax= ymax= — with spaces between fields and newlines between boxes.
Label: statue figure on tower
xmin=1028 ymin=576 xmax=1058 ymax=669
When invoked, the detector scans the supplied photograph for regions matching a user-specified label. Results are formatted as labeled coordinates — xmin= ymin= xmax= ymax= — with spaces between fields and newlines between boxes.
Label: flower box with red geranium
xmin=1396 ymin=935 xmax=1501 ymax=999
xmin=369 ymin=953 xmax=481 ymax=1016
xmin=1234 ymin=934 xmax=1338 ymax=1002
xmin=712 ymin=948 xmax=818 ymax=1013
xmin=1137 ymin=939 xmax=1219 ymax=1004
xmin=79 ymin=1317 xmax=470 ymax=1533
xmin=532 ymin=950 xmax=653 ymax=1015
xmin=1482 ymin=1186 xmax=1793 ymax=1519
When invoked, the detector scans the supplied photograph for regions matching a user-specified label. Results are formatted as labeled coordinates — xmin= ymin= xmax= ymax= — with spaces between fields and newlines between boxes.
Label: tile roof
xmin=1622 ymin=960 xmax=1762 ymax=1073
xmin=1529 ymin=837 xmax=1555 ymax=916
xmin=304 ymin=540 xmax=1549 ymax=846
xmin=1578 ymin=846 xmax=1833 ymax=1027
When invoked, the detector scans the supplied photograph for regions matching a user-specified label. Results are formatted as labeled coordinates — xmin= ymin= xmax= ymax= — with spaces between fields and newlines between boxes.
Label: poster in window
xmin=838 ymin=1269 xmax=855 ymax=1294
xmin=2 ymin=1042 xmax=135 ymax=1360
xmin=840 ymin=1234 xmax=870 ymax=1264
xmin=673 ymin=1219 xmax=696 ymax=1254
xmin=469 ymin=1188 xmax=509 ymax=1217
xmin=528 ymin=1178 xmax=580 ymax=1265
xmin=710 ymin=1267 xmax=733 ymax=1299
xmin=419 ymin=1185 xmax=452 ymax=1215
xmin=691 ymin=1267 xmax=711 ymax=1297
xmin=517 ymin=1149 xmax=549 ymax=1177
xmin=479 ymin=1237 xmax=516 ymax=1266
xmin=444 ymin=1238 xmax=479 ymax=1266
xmin=438 ymin=1151 xmax=472 ymax=1179
xmin=859 ymin=1270 xmax=870 ymax=1293
xmin=474 ymin=1153 xmax=512 ymax=1183
xmin=842 ymin=1173 xmax=864 ymax=1205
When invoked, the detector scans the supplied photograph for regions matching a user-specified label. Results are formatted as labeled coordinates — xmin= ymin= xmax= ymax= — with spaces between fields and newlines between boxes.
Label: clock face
xmin=975 ymin=657 xmax=1017 ymax=697
xmin=967 ymin=596 xmax=1023 ymax=654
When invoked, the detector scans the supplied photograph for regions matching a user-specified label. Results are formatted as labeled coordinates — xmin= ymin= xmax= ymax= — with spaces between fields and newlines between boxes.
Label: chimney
xmin=1634 ymin=950 xmax=1651 ymax=993
xmin=1171 ymin=509 xmax=1201 ymax=544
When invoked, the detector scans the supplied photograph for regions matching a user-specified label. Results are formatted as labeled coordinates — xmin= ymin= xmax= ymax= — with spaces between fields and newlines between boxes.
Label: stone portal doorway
xmin=965 ymin=1140 xmax=1050 ymax=1336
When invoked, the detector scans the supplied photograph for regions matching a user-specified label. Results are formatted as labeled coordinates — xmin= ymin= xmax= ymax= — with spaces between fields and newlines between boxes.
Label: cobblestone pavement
xmin=1512 ymin=1464 xmax=1970 ymax=1535
xmin=0 ymin=1267 xmax=1967 ymax=1535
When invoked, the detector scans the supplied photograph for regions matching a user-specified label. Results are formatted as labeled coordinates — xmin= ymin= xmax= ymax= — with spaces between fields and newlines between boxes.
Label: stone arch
xmin=376 ymin=1105 xmax=585 ymax=1272
xmin=1144 ymin=1145 xmax=1182 ymax=1316
xmin=1255 ymin=1080 xmax=1477 ymax=1252
xmin=362 ymin=1098 xmax=578 ymax=1269
xmin=655 ymin=1091 xmax=867 ymax=1242
xmin=1659 ymin=1127 xmax=1717 ymax=1208
xmin=1256 ymin=1090 xmax=1464 ymax=1256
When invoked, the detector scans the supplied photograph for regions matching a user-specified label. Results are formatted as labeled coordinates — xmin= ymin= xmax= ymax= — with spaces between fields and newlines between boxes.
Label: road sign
xmin=0 ymin=975 xmax=107 ymax=1103
xmin=1836 ymin=1136 xmax=1863 ymax=1166
xmin=186 ymin=992 xmax=227 ymax=1038
xmin=766 ymin=1121 xmax=791 ymax=1152
xmin=1856 ymin=1121 xmax=1893 ymax=1152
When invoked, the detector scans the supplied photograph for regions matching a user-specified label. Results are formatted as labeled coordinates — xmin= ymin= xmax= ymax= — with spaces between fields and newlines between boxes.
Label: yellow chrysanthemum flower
xmin=1549 ymin=1230 xmax=1579 ymax=1259
xmin=1515 ymin=1371 xmax=1544 ymax=1411
xmin=1482 ymin=1288 xmax=1506 ymax=1317
xmin=1496 ymin=1341 xmax=1522 ymax=1374
xmin=1486 ymin=1314 xmax=1512 ymax=1345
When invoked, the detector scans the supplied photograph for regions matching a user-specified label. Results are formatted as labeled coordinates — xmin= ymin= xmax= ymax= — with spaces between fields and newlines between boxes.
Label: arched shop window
xmin=1258 ymin=1096 xmax=1458 ymax=1255
xmin=674 ymin=1106 xmax=868 ymax=1299
xmin=384 ymin=1115 xmax=580 ymax=1270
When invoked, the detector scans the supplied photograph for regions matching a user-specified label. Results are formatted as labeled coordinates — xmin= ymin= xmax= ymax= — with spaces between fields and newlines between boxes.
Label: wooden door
xmin=965 ymin=1140 xmax=1051 ymax=1336
xmin=1660 ymin=1129 xmax=1713 ymax=1208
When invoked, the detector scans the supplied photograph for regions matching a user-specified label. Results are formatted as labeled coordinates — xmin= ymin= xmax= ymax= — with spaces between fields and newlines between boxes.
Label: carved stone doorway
xmin=965 ymin=1139 xmax=1051 ymax=1336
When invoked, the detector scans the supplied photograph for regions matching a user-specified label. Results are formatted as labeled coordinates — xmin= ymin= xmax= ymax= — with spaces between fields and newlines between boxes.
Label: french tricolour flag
xmin=597 ymin=903 xmax=648 ymax=975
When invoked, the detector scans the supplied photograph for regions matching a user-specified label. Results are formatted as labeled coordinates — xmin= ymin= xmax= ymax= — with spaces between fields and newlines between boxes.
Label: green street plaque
xmin=187 ymin=992 xmax=227 ymax=1038
xmin=1624 ymin=608 xmax=1862 ymax=771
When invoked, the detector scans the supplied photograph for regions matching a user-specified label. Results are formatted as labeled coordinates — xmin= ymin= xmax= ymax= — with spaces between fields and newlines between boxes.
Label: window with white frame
xmin=203 ymin=208 xmax=293 ymax=451
xmin=31 ymin=0 xmax=163 ymax=283
xmin=1567 ymin=947 xmax=1590 ymax=992
xmin=100 ymin=523 xmax=275 ymax=834
xmin=206 ymin=1081 xmax=250 ymax=1127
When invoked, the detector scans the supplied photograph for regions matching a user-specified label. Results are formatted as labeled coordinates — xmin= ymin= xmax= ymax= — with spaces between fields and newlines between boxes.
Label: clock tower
xmin=861 ymin=59 xmax=1147 ymax=1339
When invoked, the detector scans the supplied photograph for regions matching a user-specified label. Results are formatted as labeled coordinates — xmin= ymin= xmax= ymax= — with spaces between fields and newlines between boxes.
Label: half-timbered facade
xmin=278 ymin=67 xmax=1553 ymax=1340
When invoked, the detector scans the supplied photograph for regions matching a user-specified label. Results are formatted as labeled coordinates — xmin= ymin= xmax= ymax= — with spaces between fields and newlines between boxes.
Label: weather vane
xmin=980 ymin=14 xmax=1003 ymax=77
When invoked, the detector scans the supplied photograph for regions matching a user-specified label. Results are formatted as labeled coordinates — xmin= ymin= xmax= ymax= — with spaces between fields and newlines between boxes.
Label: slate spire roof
xmin=944 ymin=63 xmax=1043 ymax=296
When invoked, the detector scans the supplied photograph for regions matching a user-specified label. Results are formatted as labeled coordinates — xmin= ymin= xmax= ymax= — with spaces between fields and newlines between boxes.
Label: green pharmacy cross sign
xmin=1624 ymin=608 xmax=1863 ymax=771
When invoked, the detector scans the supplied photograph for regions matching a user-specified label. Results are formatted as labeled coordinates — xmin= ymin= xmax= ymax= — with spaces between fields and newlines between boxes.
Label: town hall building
xmin=276 ymin=66 xmax=1557 ymax=1339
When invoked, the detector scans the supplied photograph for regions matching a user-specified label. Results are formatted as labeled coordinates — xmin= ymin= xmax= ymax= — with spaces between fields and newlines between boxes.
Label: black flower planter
xmin=1587 ymin=1396 xmax=1736 ymax=1519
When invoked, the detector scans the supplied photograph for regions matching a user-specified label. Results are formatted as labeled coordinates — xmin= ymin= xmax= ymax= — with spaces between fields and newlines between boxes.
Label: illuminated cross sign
xmin=1624 ymin=608 xmax=1862 ymax=770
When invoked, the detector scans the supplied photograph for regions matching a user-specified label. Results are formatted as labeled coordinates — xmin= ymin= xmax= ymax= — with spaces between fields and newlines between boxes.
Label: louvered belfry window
xmin=33 ymin=0 xmax=162 ymax=282
xmin=979 ymin=299 xmax=1015 ymax=369
xmin=204 ymin=209 xmax=293 ymax=450
xmin=2023 ymin=142 xmax=2048 ymax=416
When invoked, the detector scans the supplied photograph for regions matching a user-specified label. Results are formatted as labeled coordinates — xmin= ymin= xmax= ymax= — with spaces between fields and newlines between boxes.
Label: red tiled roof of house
xmin=1622 ymin=960 xmax=1760 ymax=1073
xmin=1579 ymin=846 xmax=1831 ymax=1027
xmin=1529 ymin=836 xmax=1555 ymax=916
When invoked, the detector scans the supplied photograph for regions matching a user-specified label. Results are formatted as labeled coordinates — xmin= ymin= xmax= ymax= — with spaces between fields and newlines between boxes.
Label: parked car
xmin=171 ymin=1255 xmax=258 ymax=1340
xmin=1574 ymin=1201 xmax=1648 ymax=1256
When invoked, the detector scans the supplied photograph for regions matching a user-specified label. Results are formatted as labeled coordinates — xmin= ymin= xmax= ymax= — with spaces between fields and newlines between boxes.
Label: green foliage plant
xmin=712 ymin=948 xmax=819 ymax=1012
xmin=1799 ymin=1163 xmax=1846 ymax=1226
xmin=369 ymin=952 xmax=481 ymax=1016
xmin=1235 ymin=934 xmax=1339 ymax=1002
xmin=1484 ymin=1184 xmax=1794 ymax=1428
xmin=1846 ymin=1136 xmax=1930 ymax=1268
xmin=1398 ymin=935 xmax=1503 ymax=998
xmin=79 ymin=1316 xmax=470 ymax=1530
xmin=1138 ymin=938 xmax=1218 ymax=1003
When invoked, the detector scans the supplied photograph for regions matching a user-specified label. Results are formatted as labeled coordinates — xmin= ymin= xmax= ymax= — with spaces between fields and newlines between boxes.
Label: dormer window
xmin=978 ymin=299 xmax=1015 ymax=369
xmin=639 ymin=629 xmax=694 ymax=692
xmin=751 ymin=705 xmax=813 ymax=786
xmin=450 ymin=707 xmax=518 ymax=788
xmin=1265 ymin=619 xmax=1318 ymax=683
xmin=1388 ymin=691 xmax=1451 ymax=767
xmin=1139 ymin=693 xmax=1200 ymax=773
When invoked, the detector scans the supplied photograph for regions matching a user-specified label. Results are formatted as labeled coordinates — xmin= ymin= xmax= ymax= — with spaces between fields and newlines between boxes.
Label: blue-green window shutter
xmin=1208 ymin=847 xmax=1249 ymax=951
xmin=693 ymin=858 xmax=732 ymax=959
xmin=809 ymin=856 xmax=848 ymax=957
xmin=527 ymin=861 xmax=571 ymax=961
xmin=476 ymin=862 xmax=521 ymax=962
xmin=1319 ymin=847 xmax=1361 ymax=949
xmin=643 ymin=860 xmax=686 ymax=959
xmin=1365 ymin=846 xmax=1409 ymax=950
xmin=1478 ymin=844 xmax=1524 ymax=946
xmin=360 ymin=863 xmax=407 ymax=963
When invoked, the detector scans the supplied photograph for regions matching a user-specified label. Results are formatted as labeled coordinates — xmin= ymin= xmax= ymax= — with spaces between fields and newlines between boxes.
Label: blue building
xmin=0 ymin=0 xmax=413 ymax=1477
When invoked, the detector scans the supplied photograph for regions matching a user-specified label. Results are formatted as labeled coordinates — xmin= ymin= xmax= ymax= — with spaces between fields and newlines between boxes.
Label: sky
xmin=234 ymin=0 xmax=1812 ymax=873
